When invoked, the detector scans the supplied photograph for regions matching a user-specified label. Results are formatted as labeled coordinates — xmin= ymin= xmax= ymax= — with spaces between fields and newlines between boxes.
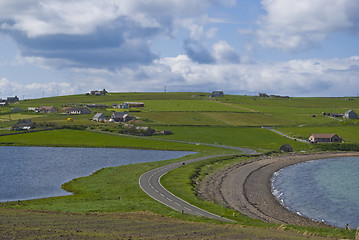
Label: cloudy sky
xmin=1 ymin=0 xmax=359 ymax=99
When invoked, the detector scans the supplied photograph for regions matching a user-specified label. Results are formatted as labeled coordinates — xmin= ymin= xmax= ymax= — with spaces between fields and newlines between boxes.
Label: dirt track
xmin=198 ymin=152 xmax=359 ymax=227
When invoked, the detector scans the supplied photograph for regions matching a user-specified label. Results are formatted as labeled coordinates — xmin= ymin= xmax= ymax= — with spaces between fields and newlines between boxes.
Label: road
xmin=139 ymin=155 xmax=239 ymax=222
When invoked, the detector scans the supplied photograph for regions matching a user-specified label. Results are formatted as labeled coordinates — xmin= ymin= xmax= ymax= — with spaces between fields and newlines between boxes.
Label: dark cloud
xmin=1 ymin=18 xmax=160 ymax=69
xmin=183 ymin=39 xmax=214 ymax=64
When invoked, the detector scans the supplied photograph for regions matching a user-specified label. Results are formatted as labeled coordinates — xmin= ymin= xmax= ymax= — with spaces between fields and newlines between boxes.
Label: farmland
xmin=0 ymin=92 xmax=358 ymax=239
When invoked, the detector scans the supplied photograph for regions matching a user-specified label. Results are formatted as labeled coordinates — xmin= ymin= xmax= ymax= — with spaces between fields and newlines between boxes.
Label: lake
xmin=0 ymin=146 xmax=194 ymax=202
xmin=271 ymin=156 xmax=359 ymax=229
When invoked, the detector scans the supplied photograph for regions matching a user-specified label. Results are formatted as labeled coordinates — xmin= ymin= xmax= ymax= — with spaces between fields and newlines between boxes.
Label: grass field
xmin=153 ymin=126 xmax=311 ymax=152
xmin=0 ymin=129 xmax=226 ymax=153
xmin=277 ymin=125 xmax=359 ymax=143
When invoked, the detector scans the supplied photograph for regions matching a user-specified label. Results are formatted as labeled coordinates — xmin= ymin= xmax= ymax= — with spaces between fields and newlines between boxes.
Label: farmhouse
xmin=88 ymin=89 xmax=107 ymax=96
xmin=211 ymin=91 xmax=224 ymax=97
xmin=118 ymin=103 xmax=129 ymax=109
xmin=37 ymin=106 xmax=58 ymax=113
xmin=0 ymin=102 xmax=9 ymax=106
xmin=7 ymin=96 xmax=19 ymax=103
xmin=308 ymin=134 xmax=342 ymax=143
xmin=12 ymin=119 xmax=34 ymax=130
xmin=66 ymin=107 xmax=91 ymax=115
xmin=110 ymin=112 xmax=132 ymax=122
xmin=124 ymin=102 xmax=144 ymax=107
xmin=344 ymin=110 xmax=358 ymax=119
xmin=92 ymin=113 xmax=106 ymax=122
xmin=86 ymin=104 xmax=108 ymax=108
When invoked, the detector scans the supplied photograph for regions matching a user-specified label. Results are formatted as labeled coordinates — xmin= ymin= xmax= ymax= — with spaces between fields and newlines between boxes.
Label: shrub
xmin=314 ymin=143 xmax=359 ymax=151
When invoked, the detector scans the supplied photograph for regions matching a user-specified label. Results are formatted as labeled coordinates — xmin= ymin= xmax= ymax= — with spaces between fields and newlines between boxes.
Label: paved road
xmin=139 ymin=155 xmax=238 ymax=222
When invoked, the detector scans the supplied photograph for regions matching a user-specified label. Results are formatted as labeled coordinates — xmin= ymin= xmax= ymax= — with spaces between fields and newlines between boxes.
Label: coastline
xmin=199 ymin=152 xmax=359 ymax=227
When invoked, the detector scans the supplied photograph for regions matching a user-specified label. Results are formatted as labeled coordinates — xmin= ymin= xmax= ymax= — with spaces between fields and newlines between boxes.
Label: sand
xmin=198 ymin=152 xmax=359 ymax=227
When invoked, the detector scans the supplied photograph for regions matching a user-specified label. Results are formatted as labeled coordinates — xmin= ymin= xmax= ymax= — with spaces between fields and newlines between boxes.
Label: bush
xmin=63 ymin=125 xmax=87 ymax=130
xmin=314 ymin=143 xmax=359 ymax=151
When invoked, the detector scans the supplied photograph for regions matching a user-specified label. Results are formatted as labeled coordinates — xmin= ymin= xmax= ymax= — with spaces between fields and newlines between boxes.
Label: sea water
xmin=0 ymin=146 xmax=194 ymax=202
xmin=271 ymin=156 xmax=359 ymax=229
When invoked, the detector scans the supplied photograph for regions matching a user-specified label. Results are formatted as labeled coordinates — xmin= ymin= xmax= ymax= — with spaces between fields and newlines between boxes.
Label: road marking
xmin=167 ymin=198 xmax=173 ymax=202
xmin=160 ymin=193 xmax=165 ymax=197
xmin=174 ymin=202 xmax=181 ymax=206
xmin=154 ymin=189 xmax=158 ymax=193
xmin=184 ymin=207 xmax=191 ymax=211
xmin=196 ymin=212 xmax=204 ymax=216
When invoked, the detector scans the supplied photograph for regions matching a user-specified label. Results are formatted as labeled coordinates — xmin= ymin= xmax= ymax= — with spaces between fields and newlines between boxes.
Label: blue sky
xmin=1 ymin=0 xmax=359 ymax=99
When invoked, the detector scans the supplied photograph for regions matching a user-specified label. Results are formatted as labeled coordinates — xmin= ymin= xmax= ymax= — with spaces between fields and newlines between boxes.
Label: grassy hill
xmin=1 ymin=92 xmax=358 ymax=151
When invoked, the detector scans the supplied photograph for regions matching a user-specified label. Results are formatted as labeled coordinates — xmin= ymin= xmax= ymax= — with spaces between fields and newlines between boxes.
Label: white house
xmin=344 ymin=110 xmax=358 ymax=119
xmin=92 ymin=113 xmax=106 ymax=122
xmin=308 ymin=134 xmax=342 ymax=143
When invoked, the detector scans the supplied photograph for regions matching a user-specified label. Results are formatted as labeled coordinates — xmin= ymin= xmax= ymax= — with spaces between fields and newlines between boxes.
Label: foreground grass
xmin=161 ymin=154 xmax=355 ymax=239
xmin=1 ymin=209 xmax=333 ymax=240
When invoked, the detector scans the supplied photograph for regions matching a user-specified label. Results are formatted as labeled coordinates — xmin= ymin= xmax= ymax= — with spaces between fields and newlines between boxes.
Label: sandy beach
xmin=198 ymin=152 xmax=359 ymax=227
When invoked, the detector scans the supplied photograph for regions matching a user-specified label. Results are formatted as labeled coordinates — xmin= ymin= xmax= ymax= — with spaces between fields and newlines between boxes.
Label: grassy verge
xmin=161 ymin=154 xmax=355 ymax=239
xmin=0 ymin=129 xmax=225 ymax=152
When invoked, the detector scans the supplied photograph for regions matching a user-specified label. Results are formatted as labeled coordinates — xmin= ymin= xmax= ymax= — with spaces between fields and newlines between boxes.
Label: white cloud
xmin=0 ymin=77 xmax=78 ymax=99
xmin=0 ymin=0 xmax=233 ymax=37
xmin=153 ymin=55 xmax=359 ymax=97
xmin=3 ymin=55 xmax=359 ymax=98
xmin=212 ymin=41 xmax=240 ymax=63
xmin=258 ymin=0 xmax=359 ymax=51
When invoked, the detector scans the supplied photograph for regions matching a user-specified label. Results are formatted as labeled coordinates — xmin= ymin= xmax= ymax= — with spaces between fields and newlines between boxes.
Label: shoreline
xmin=199 ymin=152 xmax=359 ymax=227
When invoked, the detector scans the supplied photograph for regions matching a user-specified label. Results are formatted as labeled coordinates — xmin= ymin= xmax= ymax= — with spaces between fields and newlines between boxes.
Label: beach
xmin=198 ymin=152 xmax=359 ymax=227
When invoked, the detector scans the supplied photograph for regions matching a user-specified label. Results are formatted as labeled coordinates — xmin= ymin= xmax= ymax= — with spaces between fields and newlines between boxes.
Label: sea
xmin=271 ymin=156 xmax=359 ymax=229
xmin=0 ymin=146 xmax=194 ymax=202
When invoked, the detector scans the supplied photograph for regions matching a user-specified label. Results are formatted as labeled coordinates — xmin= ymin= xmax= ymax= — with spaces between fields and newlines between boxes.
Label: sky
xmin=1 ymin=0 xmax=359 ymax=99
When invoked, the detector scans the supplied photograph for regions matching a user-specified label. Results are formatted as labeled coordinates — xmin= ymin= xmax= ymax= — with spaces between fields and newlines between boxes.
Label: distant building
xmin=258 ymin=93 xmax=268 ymax=97
xmin=0 ymin=102 xmax=9 ymax=107
xmin=38 ymin=106 xmax=58 ymax=113
xmin=88 ymin=89 xmax=107 ymax=96
xmin=65 ymin=107 xmax=91 ymax=115
xmin=118 ymin=103 xmax=129 ymax=109
xmin=7 ymin=96 xmax=19 ymax=103
xmin=12 ymin=119 xmax=34 ymax=130
xmin=110 ymin=112 xmax=132 ymax=122
xmin=92 ymin=113 xmax=106 ymax=122
xmin=124 ymin=102 xmax=144 ymax=107
xmin=210 ymin=91 xmax=224 ymax=97
xmin=344 ymin=110 xmax=358 ymax=119
xmin=86 ymin=104 xmax=108 ymax=108
xmin=308 ymin=134 xmax=342 ymax=143
xmin=11 ymin=108 xmax=23 ymax=112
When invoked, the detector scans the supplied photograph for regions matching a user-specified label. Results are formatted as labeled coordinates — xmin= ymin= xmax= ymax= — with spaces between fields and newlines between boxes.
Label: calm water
xmin=272 ymin=157 xmax=359 ymax=229
xmin=0 ymin=146 xmax=194 ymax=202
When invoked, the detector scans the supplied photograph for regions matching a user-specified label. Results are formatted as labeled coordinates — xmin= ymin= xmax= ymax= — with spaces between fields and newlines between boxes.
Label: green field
xmin=1 ymin=92 xmax=358 ymax=239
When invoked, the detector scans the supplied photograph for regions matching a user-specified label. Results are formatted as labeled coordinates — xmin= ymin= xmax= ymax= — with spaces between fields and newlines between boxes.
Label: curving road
xmin=139 ymin=154 xmax=237 ymax=222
